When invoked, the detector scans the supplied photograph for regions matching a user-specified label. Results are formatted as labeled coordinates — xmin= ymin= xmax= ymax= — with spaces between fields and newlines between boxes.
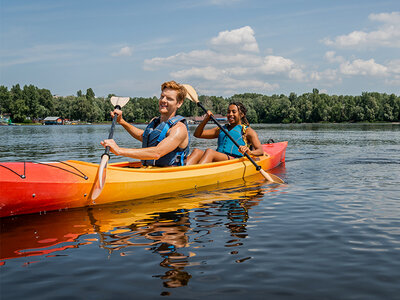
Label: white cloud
xmin=384 ymin=59 xmax=400 ymax=85
xmin=143 ymin=21 xmax=398 ymax=94
xmin=200 ymin=78 xmax=279 ymax=96
xmin=324 ymin=51 xmax=345 ymax=63
xmin=387 ymin=59 xmax=400 ymax=74
xmin=172 ymin=67 xmax=279 ymax=95
xmin=320 ymin=52 xmax=398 ymax=85
xmin=210 ymin=26 xmax=259 ymax=53
xmin=144 ymin=50 xmax=261 ymax=70
xmin=369 ymin=11 xmax=400 ymax=24
xmin=311 ymin=69 xmax=340 ymax=83
xmin=172 ymin=66 xmax=252 ymax=80
xmin=172 ymin=66 xmax=222 ymax=81
xmin=258 ymin=56 xmax=294 ymax=74
xmin=323 ymin=11 xmax=400 ymax=48
xmin=324 ymin=31 xmax=368 ymax=48
xmin=145 ymin=51 xmax=302 ymax=79
xmin=340 ymin=58 xmax=388 ymax=76
xmin=385 ymin=75 xmax=400 ymax=86
xmin=289 ymin=68 xmax=307 ymax=81
xmin=143 ymin=26 xmax=307 ymax=94
xmin=111 ymin=46 xmax=132 ymax=57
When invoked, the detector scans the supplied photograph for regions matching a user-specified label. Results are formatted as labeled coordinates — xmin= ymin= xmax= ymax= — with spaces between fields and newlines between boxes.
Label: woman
xmin=186 ymin=102 xmax=264 ymax=165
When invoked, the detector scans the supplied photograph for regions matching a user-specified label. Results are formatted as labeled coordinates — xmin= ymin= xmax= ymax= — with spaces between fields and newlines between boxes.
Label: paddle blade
xmin=259 ymin=168 xmax=285 ymax=184
xmin=183 ymin=84 xmax=199 ymax=103
xmin=110 ymin=96 xmax=130 ymax=108
xmin=91 ymin=155 xmax=110 ymax=201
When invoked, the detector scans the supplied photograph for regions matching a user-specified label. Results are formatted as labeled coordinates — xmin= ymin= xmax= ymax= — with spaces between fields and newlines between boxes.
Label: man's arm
xmin=120 ymin=119 xmax=144 ymax=142
xmin=112 ymin=109 xmax=144 ymax=142
xmin=101 ymin=122 xmax=188 ymax=160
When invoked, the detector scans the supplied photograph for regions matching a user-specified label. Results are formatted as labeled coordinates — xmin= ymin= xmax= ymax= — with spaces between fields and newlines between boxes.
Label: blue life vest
xmin=216 ymin=124 xmax=247 ymax=158
xmin=141 ymin=115 xmax=189 ymax=167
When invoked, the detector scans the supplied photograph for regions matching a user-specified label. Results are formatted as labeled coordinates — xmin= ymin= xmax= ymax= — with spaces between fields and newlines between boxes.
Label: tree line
xmin=0 ymin=84 xmax=399 ymax=123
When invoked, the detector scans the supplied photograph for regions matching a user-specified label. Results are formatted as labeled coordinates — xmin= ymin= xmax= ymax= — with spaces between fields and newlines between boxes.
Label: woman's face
xmin=226 ymin=104 xmax=243 ymax=125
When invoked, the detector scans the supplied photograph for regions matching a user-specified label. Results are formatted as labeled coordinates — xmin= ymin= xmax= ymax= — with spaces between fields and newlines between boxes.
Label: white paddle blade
xmin=91 ymin=155 xmax=110 ymax=201
xmin=260 ymin=169 xmax=285 ymax=184
xmin=110 ymin=96 xmax=130 ymax=108
xmin=183 ymin=84 xmax=199 ymax=103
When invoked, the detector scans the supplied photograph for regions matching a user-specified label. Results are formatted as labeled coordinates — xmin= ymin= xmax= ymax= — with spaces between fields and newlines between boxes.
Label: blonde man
xmin=101 ymin=81 xmax=189 ymax=167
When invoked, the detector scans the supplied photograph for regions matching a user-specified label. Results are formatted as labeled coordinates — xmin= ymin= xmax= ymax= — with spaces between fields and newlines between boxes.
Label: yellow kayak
xmin=0 ymin=142 xmax=287 ymax=217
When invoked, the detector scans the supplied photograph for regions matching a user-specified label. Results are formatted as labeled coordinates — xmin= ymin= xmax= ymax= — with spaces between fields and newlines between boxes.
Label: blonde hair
xmin=161 ymin=81 xmax=186 ymax=103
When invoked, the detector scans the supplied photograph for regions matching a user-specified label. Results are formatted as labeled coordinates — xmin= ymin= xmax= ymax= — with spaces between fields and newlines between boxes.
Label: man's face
xmin=159 ymin=88 xmax=182 ymax=115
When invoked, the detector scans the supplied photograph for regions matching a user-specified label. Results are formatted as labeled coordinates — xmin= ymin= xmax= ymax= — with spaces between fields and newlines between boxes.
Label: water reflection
xmin=0 ymin=176 xmax=279 ymax=290
xmin=91 ymin=208 xmax=193 ymax=288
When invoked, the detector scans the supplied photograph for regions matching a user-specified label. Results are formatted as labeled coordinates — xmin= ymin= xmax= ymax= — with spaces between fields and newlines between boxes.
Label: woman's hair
xmin=229 ymin=102 xmax=249 ymax=126
xmin=161 ymin=80 xmax=187 ymax=104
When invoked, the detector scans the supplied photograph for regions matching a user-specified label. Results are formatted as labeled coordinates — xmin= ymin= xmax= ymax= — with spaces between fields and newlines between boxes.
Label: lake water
xmin=1 ymin=123 xmax=400 ymax=299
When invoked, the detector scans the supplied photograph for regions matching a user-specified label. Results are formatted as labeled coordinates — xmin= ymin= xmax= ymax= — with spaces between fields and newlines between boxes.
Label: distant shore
xmin=4 ymin=121 xmax=400 ymax=126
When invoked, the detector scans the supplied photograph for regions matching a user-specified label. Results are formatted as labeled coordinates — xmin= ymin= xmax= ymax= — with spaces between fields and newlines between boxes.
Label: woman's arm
xmin=193 ymin=111 xmax=219 ymax=139
xmin=242 ymin=127 xmax=264 ymax=156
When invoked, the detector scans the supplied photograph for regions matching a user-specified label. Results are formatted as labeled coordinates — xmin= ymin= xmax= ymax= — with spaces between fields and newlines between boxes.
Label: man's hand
xmin=111 ymin=109 xmax=123 ymax=124
xmin=101 ymin=139 xmax=120 ymax=155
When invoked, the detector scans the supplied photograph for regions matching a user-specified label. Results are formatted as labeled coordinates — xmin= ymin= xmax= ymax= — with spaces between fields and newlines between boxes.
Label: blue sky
xmin=1 ymin=0 xmax=399 ymax=98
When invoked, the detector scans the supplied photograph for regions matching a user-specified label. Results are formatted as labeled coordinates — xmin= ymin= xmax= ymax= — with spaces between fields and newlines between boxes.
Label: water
xmin=1 ymin=123 xmax=400 ymax=299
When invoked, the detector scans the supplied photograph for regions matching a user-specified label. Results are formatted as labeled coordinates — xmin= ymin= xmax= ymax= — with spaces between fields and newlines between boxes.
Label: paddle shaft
xmin=103 ymin=104 xmax=121 ymax=157
xmin=197 ymin=102 xmax=261 ymax=171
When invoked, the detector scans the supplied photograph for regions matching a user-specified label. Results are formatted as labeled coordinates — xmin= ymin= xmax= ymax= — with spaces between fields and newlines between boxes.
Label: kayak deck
xmin=0 ymin=141 xmax=287 ymax=218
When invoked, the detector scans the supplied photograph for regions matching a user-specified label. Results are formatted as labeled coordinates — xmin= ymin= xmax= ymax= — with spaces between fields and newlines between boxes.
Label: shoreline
xmin=4 ymin=121 xmax=399 ymax=126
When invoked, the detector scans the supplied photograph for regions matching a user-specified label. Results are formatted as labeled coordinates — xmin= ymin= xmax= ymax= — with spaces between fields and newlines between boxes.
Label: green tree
xmin=38 ymin=88 xmax=54 ymax=116
xmin=86 ymin=88 xmax=95 ymax=100
xmin=361 ymin=93 xmax=379 ymax=122
xmin=294 ymin=94 xmax=312 ymax=123
xmin=246 ymin=107 xmax=258 ymax=123
xmin=10 ymin=99 xmax=29 ymax=122
xmin=23 ymin=84 xmax=40 ymax=120
xmin=0 ymin=86 xmax=11 ymax=113
xmin=2 ymin=83 xmax=399 ymax=124
xmin=350 ymin=106 xmax=365 ymax=122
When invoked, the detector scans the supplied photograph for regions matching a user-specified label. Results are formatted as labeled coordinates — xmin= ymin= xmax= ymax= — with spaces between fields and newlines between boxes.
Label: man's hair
xmin=161 ymin=81 xmax=186 ymax=103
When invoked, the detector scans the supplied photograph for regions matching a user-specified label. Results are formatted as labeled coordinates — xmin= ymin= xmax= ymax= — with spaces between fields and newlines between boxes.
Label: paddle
xmin=91 ymin=96 xmax=130 ymax=201
xmin=183 ymin=84 xmax=284 ymax=184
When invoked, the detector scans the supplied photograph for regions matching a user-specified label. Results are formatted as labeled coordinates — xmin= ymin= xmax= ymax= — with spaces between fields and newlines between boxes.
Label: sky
xmin=0 ymin=0 xmax=399 ymax=98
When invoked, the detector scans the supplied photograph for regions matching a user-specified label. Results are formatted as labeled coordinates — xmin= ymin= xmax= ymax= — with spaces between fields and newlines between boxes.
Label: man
xmin=101 ymin=81 xmax=189 ymax=167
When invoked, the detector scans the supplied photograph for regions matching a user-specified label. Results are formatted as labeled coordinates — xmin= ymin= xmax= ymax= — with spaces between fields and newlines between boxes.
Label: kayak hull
xmin=0 ymin=142 xmax=287 ymax=218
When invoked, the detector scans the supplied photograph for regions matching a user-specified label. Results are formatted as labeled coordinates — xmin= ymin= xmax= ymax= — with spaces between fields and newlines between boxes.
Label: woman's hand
xmin=238 ymin=145 xmax=250 ymax=155
xmin=205 ymin=110 xmax=213 ymax=120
